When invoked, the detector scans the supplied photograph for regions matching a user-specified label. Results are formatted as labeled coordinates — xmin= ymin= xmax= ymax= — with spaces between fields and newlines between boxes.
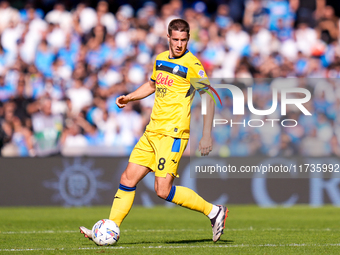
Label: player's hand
xmin=116 ymin=95 xmax=131 ymax=108
xmin=199 ymin=135 xmax=213 ymax=156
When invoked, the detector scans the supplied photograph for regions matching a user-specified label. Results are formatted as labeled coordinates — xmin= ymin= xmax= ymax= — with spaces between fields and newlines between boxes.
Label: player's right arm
xmin=116 ymin=79 xmax=156 ymax=108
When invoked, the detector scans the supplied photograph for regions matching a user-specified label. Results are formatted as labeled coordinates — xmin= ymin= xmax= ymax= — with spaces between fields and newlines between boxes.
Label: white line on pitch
xmin=1 ymin=243 xmax=340 ymax=252
xmin=1 ymin=228 xmax=340 ymax=235
xmin=1 ymin=230 xmax=78 ymax=234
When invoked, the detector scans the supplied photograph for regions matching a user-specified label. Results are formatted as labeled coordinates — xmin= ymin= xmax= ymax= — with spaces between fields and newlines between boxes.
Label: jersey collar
xmin=168 ymin=49 xmax=189 ymax=59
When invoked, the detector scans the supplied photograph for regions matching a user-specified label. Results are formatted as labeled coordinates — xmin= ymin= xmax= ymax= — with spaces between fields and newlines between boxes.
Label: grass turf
xmin=0 ymin=205 xmax=340 ymax=254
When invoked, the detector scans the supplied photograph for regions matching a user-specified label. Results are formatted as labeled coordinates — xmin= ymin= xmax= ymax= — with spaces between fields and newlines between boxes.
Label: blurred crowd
xmin=0 ymin=0 xmax=340 ymax=157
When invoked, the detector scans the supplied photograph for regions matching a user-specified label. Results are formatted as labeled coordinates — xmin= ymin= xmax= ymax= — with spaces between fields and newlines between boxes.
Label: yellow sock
xmin=109 ymin=184 xmax=136 ymax=227
xmin=167 ymin=186 xmax=213 ymax=216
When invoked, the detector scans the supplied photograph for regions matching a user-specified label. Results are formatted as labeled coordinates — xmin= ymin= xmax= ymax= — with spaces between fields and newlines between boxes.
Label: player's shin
xmin=109 ymin=184 xmax=136 ymax=227
xmin=166 ymin=186 xmax=213 ymax=216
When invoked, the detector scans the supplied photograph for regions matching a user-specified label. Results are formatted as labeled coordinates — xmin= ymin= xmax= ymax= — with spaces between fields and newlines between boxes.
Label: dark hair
xmin=168 ymin=19 xmax=190 ymax=36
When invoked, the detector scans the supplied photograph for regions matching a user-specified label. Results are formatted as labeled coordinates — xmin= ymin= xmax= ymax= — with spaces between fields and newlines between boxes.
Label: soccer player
xmin=80 ymin=19 xmax=228 ymax=242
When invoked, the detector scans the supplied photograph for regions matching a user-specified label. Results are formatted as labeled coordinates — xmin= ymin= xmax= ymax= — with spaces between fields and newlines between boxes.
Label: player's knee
xmin=120 ymin=172 xmax=128 ymax=183
xmin=155 ymin=187 xmax=170 ymax=200
xmin=120 ymin=171 xmax=134 ymax=187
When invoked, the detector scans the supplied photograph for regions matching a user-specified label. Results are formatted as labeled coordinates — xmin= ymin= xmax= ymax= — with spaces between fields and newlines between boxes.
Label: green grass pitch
xmin=1 ymin=205 xmax=340 ymax=254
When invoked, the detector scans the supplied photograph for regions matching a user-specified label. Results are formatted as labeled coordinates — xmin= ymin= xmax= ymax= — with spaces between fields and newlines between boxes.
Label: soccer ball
xmin=91 ymin=219 xmax=120 ymax=246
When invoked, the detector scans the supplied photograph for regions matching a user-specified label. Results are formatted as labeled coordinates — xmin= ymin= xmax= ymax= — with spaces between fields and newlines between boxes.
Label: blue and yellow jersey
xmin=147 ymin=50 xmax=208 ymax=139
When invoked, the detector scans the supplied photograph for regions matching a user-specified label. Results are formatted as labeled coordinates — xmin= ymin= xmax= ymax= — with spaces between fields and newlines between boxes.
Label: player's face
xmin=168 ymin=30 xmax=189 ymax=58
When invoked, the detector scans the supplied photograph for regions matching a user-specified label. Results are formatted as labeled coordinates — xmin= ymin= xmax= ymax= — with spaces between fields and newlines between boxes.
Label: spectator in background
xmin=94 ymin=109 xmax=119 ymax=146
xmin=97 ymin=62 xmax=122 ymax=89
xmin=26 ymin=64 xmax=45 ymax=99
xmin=60 ymin=119 xmax=87 ymax=149
xmin=116 ymin=102 xmax=142 ymax=150
xmin=31 ymin=97 xmax=63 ymax=156
xmin=301 ymin=126 xmax=331 ymax=157
xmin=199 ymin=23 xmax=226 ymax=69
xmin=243 ymin=0 xmax=269 ymax=29
xmin=96 ymin=0 xmax=117 ymax=35
xmin=317 ymin=5 xmax=339 ymax=44
xmin=215 ymin=4 xmax=233 ymax=30
xmin=115 ymin=4 xmax=134 ymax=24
xmin=295 ymin=22 xmax=318 ymax=56
xmin=73 ymin=2 xmax=97 ymax=35
xmin=19 ymin=2 xmax=44 ymax=22
xmin=1 ymin=19 xmax=22 ymax=64
xmin=0 ymin=74 xmax=14 ymax=101
xmin=57 ymin=34 xmax=80 ymax=70
xmin=153 ymin=3 xmax=179 ymax=38
xmin=136 ymin=1 xmax=157 ymax=30
xmin=250 ymin=24 xmax=273 ymax=56
xmin=86 ymin=38 xmax=106 ymax=71
xmin=330 ymin=135 xmax=340 ymax=156
xmin=225 ymin=23 xmax=250 ymax=54
xmin=267 ymin=0 xmax=292 ymax=31
xmin=10 ymin=115 xmax=34 ymax=156
xmin=76 ymin=115 xmax=104 ymax=146
xmin=0 ymin=39 xmax=9 ymax=71
xmin=18 ymin=7 xmax=47 ymax=65
xmin=45 ymin=3 xmax=73 ymax=33
xmin=51 ymin=57 xmax=72 ymax=83
xmin=66 ymin=78 xmax=93 ymax=116
xmin=0 ymin=116 xmax=12 ymax=156
xmin=274 ymin=18 xmax=293 ymax=41
xmin=45 ymin=22 xmax=66 ymax=50
xmin=12 ymin=74 xmax=34 ymax=127
xmin=0 ymin=0 xmax=20 ymax=33
xmin=102 ymin=34 xmax=125 ymax=67
xmin=89 ymin=23 xmax=107 ymax=45
xmin=35 ymin=39 xmax=55 ymax=77
xmin=114 ymin=19 xmax=133 ymax=54
xmin=1 ymin=101 xmax=16 ymax=155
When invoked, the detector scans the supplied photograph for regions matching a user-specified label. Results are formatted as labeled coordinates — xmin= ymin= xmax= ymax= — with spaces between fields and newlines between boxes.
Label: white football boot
xmin=79 ymin=226 xmax=93 ymax=240
xmin=210 ymin=205 xmax=229 ymax=242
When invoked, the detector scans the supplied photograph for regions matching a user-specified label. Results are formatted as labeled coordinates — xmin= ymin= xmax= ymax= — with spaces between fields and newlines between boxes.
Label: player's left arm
xmin=199 ymin=89 xmax=214 ymax=156
xmin=188 ymin=57 xmax=215 ymax=156
xmin=187 ymin=54 xmax=216 ymax=156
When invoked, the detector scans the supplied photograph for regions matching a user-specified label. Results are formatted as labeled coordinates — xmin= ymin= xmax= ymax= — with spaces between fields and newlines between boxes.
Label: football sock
xmin=109 ymin=184 xmax=136 ymax=227
xmin=207 ymin=205 xmax=220 ymax=219
xmin=166 ymin=186 xmax=213 ymax=216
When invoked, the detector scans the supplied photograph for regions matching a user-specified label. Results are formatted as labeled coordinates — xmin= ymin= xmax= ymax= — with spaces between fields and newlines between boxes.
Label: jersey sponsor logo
xmin=156 ymin=72 xmax=174 ymax=86
xmin=198 ymin=70 xmax=205 ymax=77
xmin=156 ymin=87 xmax=167 ymax=98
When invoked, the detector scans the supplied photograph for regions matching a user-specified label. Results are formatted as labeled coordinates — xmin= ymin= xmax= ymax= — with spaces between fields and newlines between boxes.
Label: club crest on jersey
xmin=156 ymin=73 xmax=174 ymax=86
xmin=198 ymin=70 xmax=205 ymax=78
xmin=173 ymin=65 xmax=179 ymax=74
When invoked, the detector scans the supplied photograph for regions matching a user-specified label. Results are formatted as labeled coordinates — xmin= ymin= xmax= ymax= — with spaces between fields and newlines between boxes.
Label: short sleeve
xmin=188 ymin=58 xmax=208 ymax=79
xmin=150 ymin=59 xmax=157 ymax=82
xmin=187 ymin=58 xmax=210 ymax=92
